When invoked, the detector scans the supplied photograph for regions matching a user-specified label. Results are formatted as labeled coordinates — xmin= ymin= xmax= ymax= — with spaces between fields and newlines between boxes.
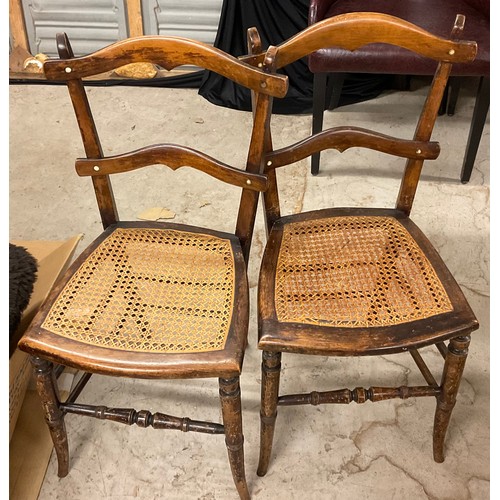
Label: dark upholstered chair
xmin=242 ymin=12 xmax=479 ymax=482
xmin=308 ymin=0 xmax=489 ymax=182
xmin=17 ymin=33 xmax=287 ymax=500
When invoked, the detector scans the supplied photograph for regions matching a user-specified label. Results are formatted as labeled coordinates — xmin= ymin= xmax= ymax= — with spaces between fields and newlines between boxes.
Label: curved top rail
xmin=43 ymin=34 xmax=288 ymax=98
xmin=241 ymin=12 xmax=477 ymax=69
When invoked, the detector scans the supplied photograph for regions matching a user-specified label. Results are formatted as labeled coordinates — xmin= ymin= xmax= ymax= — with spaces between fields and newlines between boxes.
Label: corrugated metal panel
xmin=142 ymin=0 xmax=223 ymax=43
xmin=21 ymin=0 xmax=128 ymax=57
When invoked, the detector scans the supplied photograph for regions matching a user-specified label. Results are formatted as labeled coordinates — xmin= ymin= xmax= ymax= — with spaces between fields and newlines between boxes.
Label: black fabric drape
xmin=198 ymin=0 xmax=393 ymax=114
xmin=199 ymin=0 xmax=312 ymax=114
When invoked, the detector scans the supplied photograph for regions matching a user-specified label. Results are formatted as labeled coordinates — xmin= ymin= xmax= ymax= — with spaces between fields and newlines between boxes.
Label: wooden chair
xmin=242 ymin=13 xmax=479 ymax=478
xmin=17 ymin=33 xmax=287 ymax=499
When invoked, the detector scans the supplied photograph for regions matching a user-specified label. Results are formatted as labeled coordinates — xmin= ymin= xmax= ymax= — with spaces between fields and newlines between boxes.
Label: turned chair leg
xmin=219 ymin=377 xmax=250 ymax=500
xmin=433 ymin=335 xmax=471 ymax=463
xmin=30 ymin=356 xmax=70 ymax=477
xmin=257 ymin=351 xmax=282 ymax=477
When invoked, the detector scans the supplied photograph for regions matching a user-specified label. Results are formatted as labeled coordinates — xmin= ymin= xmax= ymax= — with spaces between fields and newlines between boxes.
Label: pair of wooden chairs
xmin=18 ymin=12 xmax=479 ymax=499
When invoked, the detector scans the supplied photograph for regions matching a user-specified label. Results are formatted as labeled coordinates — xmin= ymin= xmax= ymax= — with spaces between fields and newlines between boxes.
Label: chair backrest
xmin=242 ymin=12 xmax=477 ymax=231
xmin=43 ymin=33 xmax=288 ymax=263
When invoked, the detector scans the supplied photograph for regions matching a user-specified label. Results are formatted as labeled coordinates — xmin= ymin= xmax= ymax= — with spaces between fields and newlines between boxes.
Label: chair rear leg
xmin=257 ymin=351 xmax=282 ymax=476
xmin=433 ymin=335 xmax=471 ymax=462
xmin=30 ymin=356 xmax=70 ymax=477
xmin=446 ymin=76 xmax=463 ymax=116
xmin=326 ymin=73 xmax=346 ymax=111
xmin=438 ymin=81 xmax=450 ymax=115
xmin=219 ymin=377 xmax=250 ymax=500
xmin=311 ymin=73 xmax=328 ymax=176
xmin=461 ymin=76 xmax=490 ymax=183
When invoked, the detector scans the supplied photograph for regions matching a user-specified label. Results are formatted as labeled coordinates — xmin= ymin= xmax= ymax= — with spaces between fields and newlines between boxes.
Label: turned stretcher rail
xmin=277 ymin=386 xmax=441 ymax=406
xmin=59 ymin=402 xmax=225 ymax=434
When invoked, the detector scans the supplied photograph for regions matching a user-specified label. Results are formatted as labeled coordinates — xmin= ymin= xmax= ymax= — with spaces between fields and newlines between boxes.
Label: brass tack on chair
xmin=93 ymin=165 xmax=100 ymax=172
xmin=65 ymin=67 xmax=72 ymax=73
xmin=246 ymin=179 xmax=252 ymax=185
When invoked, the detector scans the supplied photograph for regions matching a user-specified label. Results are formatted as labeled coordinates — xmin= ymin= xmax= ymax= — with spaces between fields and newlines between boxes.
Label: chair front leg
xmin=30 ymin=356 xmax=70 ymax=477
xmin=219 ymin=376 xmax=250 ymax=500
xmin=257 ymin=350 xmax=282 ymax=476
xmin=433 ymin=335 xmax=471 ymax=462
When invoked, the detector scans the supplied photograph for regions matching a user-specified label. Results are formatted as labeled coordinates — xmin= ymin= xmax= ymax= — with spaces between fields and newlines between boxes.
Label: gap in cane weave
xmin=42 ymin=228 xmax=235 ymax=353
xmin=275 ymin=216 xmax=453 ymax=327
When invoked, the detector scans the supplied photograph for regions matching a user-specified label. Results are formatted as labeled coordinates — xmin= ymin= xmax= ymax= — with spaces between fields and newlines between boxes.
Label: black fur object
xmin=9 ymin=243 xmax=38 ymax=342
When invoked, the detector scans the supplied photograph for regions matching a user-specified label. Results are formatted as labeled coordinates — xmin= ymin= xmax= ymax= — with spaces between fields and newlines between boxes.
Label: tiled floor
xmin=9 ymin=76 xmax=489 ymax=499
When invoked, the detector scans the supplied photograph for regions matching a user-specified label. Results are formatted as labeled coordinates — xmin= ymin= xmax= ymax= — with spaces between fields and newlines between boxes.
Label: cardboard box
xmin=9 ymin=235 xmax=82 ymax=500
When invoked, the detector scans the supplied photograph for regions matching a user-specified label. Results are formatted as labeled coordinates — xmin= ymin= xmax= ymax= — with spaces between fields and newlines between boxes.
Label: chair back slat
xmin=266 ymin=127 xmax=440 ymax=169
xmin=75 ymin=144 xmax=268 ymax=192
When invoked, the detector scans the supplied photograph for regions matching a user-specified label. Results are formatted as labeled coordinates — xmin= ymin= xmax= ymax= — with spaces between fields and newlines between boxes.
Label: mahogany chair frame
xmin=242 ymin=12 xmax=479 ymax=477
xmin=18 ymin=33 xmax=287 ymax=499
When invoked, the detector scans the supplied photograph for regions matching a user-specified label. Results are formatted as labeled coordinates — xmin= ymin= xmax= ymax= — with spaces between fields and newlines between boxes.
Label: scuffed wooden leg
xmin=219 ymin=377 xmax=249 ymax=500
xmin=31 ymin=356 xmax=69 ymax=477
xmin=433 ymin=335 xmax=470 ymax=463
xmin=257 ymin=351 xmax=281 ymax=477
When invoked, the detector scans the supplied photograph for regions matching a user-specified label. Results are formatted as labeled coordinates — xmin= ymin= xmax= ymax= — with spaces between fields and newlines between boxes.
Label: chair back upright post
xmin=235 ymin=45 xmax=278 ymax=264
xmin=396 ymin=15 xmax=468 ymax=214
xmin=56 ymin=33 xmax=118 ymax=229
xmin=246 ymin=27 xmax=280 ymax=241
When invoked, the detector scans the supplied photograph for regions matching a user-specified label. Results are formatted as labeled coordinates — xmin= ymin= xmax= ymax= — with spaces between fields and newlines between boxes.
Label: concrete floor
xmin=9 ymin=77 xmax=489 ymax=499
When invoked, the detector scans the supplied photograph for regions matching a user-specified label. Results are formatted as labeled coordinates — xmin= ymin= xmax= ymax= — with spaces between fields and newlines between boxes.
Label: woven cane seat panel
xmin=275 ymin=216 xmax=453 ymax=327
xmin=41 ymin=228 xmax=236 ymax=353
